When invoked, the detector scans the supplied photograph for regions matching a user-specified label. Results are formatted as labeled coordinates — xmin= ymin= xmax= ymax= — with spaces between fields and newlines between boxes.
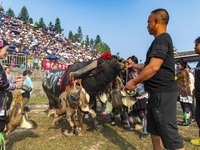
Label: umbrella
xmin=11 ymin=30 xmax=20 ymax=35
xmin=46 ymin=55 xmax=59 ymax=61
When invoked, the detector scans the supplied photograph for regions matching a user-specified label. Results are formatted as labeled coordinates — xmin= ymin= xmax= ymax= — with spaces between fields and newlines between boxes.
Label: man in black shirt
xmin=126 ymin=8 xmax=184 ymax=150
xmin=191 ymin=37 xmax=200 ymax=145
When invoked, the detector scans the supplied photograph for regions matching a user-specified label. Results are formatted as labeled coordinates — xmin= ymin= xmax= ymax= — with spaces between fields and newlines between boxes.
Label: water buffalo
xmin=42 ymin=54 xmax=125 ymax=129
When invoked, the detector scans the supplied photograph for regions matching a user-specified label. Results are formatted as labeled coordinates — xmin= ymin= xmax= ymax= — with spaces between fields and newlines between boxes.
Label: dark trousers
xmin=6 ymin=91 xmax=13 ymax=110
xmin=0 ymin=118 xmax=5 ymax=132
xmin=195 ymin=100 xmax=200 ymax=136
xmin=189 ymin=102 xmax=195 ymax=119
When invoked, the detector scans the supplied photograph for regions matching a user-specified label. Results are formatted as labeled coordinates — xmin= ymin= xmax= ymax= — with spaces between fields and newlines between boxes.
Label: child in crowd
xmin=20 ymin=70 xmax=33 ymax=112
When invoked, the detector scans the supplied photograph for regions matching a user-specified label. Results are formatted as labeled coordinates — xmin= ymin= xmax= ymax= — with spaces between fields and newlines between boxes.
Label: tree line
xmin=0 ymin=5 xmax=111 ymax=53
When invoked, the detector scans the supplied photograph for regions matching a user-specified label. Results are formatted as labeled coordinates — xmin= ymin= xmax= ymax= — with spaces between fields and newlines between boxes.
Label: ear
xmin=155 ymin=17 xmax=160 ymax=26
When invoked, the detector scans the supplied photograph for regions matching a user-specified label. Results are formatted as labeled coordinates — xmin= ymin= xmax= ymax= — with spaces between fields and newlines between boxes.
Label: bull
xmin=48 ymin=79 xmax=96 ymax=136
xmin=42 ymin=54 xmax=125 ymax=129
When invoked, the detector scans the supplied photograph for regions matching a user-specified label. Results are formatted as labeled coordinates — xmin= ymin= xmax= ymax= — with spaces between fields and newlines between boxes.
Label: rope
xmin=123 ymin=69 xmax=135 ymax=112
xmin=0 ymin=133 xmax=5 ymax=150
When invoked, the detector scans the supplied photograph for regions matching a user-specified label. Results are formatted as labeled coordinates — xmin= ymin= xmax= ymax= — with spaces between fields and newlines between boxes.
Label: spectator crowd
xmin=0 ymin=14 xmax=100 ymax=69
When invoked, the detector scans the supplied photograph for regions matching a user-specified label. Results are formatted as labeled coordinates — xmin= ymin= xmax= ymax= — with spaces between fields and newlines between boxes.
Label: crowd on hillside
xmin=0 ymin=14 xmax=100 ymax=68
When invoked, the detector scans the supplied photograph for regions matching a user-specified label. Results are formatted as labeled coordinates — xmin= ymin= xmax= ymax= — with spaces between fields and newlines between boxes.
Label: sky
xmin=1 ymin=0 xmax=200 ymax=62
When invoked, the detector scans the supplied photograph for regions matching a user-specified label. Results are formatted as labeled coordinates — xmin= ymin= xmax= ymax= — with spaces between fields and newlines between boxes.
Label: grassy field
xmin=4 ymin=96 xmax=200 ymax=150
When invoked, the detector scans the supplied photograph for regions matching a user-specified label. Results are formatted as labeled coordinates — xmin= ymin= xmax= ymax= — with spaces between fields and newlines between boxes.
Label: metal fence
xmin=2 ymin=54 xmax=27 ymax=68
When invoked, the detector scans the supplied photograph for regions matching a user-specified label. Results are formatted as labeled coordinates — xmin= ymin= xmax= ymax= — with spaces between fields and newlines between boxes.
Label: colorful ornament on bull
xmin=100 ymin=52 xmax=112 ymax=60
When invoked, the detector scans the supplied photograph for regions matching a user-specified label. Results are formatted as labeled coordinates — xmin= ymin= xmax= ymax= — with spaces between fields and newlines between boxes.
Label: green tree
xmin=90 ymin=39 xmax=94 ymax=49
xmin=94 ymin=35 xmax=102 ymax=47
xmin=85 ymin=35 xmax=90 ymax=47
xmin=29 ymin=18 xmax=33 ymax=24
xmin=73 ymin=33 xmax=79 ymax=43
xmin=54 ymin=17 xmax=63 ymax=33
xmin=6 ymin=8 xmax=15 ymax=18
xmin=48 ymin=21 xmax=54 ymax=31
xmin=0 ymin=3 xmax=5 ymax=14
xmin=77 ymin=26 xmax=83 ymax=42
xmin=34 ymin=21 xmax=38 ymax=28
xmin=95 ymin=42 xmax=110 ymax=53
xmin=38 ymin=17 xmax=46 ymax=28
xmin=68 ymin=30 xmax=73 ymax=41
xmin=18 ymin=6 xmax=29 ymax=22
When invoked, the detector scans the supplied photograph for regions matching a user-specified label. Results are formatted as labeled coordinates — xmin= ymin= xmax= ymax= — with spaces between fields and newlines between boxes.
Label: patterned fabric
xmin=127 ymin=69 xmax=148 ymax=110
xmin=128 ymin=69 xmax=148 ymax=99
xmin=176 ymin=69 xmax=193 ymax=103
xmin=0 ymin=64 xmax=16 ymax=108
xmin=43 ymin=69 xmax=65 ymax=98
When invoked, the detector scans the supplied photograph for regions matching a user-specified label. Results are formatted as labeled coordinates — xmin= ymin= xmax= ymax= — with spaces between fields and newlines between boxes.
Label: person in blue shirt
xmin=20 ymin=70 xmax=33 ymax=112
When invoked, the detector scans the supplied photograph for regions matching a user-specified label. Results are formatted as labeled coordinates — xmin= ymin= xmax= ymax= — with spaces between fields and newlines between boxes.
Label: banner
xmin=42 ymin=59 xmax=70 ymax=70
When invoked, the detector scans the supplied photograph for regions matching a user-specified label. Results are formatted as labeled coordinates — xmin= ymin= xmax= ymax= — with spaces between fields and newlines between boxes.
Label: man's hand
xmin=125 ymin=79 xmax=137 ymax=90
xmin=16 ymin=83 xmax=23 ymax=89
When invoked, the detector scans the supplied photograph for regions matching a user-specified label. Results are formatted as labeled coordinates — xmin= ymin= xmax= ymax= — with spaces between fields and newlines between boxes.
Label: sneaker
xmin=110 ymin=121 xmax=116 ymax=126
xmin=191 ymin=138 xmax=200 ymax=145
xmin=192 ymin=119 xmax=196 ymax=122
xmin=140 ymin=133 xmax=149 ymax=139
xmin=178 ymin=121 xmax=191 ymax=126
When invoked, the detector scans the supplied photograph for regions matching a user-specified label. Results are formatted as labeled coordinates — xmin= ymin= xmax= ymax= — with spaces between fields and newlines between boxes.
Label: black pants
xmin=6 ymin=91 xmax=13 ymax=110
xmin=0 ymin=116 xmax=5 ymax=132
xmin=195 ymin=100 xmax=200 ymax=136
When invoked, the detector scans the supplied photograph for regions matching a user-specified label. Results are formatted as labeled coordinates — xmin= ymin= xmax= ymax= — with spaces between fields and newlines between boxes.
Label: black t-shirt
xmin=195 ymin=61 xmax=200 ymax=101
xmin=144 ymin=33 xmax=179 ymax=93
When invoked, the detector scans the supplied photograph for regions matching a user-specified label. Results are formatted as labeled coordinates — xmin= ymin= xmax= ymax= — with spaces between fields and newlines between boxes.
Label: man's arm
xmin=130 ymin=63 xmax=145 ymax=70
xmin=125 ymin=57 xmax=163 ymax=90
xmin=126 ymin=59 xmax=145 ymax=70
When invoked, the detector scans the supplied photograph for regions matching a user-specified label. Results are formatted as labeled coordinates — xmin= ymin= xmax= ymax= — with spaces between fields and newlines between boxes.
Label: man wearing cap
xmin=20 ymin=70 xmax=33 ymax=112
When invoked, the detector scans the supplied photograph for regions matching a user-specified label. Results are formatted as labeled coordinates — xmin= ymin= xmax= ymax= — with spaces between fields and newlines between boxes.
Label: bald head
xmin=151 ymin=8 xmax=169 ymax=25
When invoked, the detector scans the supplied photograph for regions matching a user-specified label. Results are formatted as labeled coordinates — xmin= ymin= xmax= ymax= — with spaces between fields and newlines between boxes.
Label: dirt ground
xmin=4 ymin=104 xmax=200 ymax=150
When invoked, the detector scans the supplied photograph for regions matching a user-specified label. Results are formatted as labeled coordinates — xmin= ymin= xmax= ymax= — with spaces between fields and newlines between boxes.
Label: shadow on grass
xmin=100 ymin=124 xmax=137 ymax=149
xmin=6 ymin=130 xmax=39 ymax=150
xmin=82 ymin=116 xmax=136 ymax=149
xmin=46 ymin=116 xmax=70 ymax=134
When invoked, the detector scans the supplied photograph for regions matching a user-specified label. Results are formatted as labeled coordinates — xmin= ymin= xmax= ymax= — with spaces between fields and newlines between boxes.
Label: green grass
xmin=6 ymin=96 xmax=200 ymax=150
xmin=6 ymin=112 xmax=200 ymax=150
xmin=29 ymin=96 xmax=48 ymax=104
